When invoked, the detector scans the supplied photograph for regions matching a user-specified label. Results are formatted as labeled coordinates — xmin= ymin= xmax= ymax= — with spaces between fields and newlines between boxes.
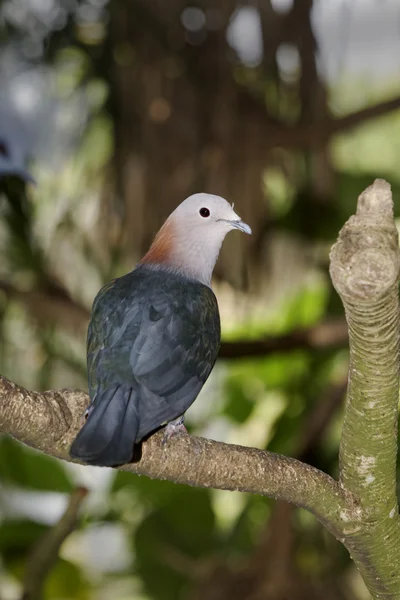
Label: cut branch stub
xmin=330 ymin=179 xmax=400 ymax=302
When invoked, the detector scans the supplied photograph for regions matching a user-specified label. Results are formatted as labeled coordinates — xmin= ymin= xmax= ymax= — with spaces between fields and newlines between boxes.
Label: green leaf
xmin=224 ymin=379 xmax=254 ymax=423
xmin=0 ymin=520 xmax=48 ymax=555
xmin=134 ymin=487 xmax=215 ymax=600
xmin=0 ymin=436 xmax=74 ymax=492
xmin=44 ymin=558 xmax=89 ymax=600
xmin=226 ymin=351 xmax=310 ymax=393
xmin=1 ymin=525 xmax=88 ymax=599
xmin=112 ymin=473 xmax=195 ymax=509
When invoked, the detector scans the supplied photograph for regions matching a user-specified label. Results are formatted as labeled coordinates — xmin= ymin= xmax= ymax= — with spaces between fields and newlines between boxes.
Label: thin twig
xmin=21 ymin=487 xmax=88 ymax=600
xmin=219 ymin=319 xmax=348 ymax=359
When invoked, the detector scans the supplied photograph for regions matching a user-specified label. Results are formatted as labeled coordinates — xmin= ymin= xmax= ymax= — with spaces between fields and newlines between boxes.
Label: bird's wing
xmin=86 ymin=269 xmax=220 ymax=439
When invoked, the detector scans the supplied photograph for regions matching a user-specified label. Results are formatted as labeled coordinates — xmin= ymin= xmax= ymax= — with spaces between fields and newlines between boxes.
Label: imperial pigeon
xmin=70 ymin=193 xmax=251 ymax=467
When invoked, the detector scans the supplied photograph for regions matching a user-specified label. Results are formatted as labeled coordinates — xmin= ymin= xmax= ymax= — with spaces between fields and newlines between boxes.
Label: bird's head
xmin=141 ymin=193 xmax=251 ymax=286
xmin=172 ymin=193 xmax=252 ymax=236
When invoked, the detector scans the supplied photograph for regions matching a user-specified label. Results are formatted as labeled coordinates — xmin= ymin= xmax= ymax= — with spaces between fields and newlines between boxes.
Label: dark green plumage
xmin=70 ymin=264 xmax=221 ymax=466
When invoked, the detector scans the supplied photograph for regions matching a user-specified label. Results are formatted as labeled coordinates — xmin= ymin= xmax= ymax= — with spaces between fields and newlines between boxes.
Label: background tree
xmin=1 ymin=1 xmax=400 ymax=599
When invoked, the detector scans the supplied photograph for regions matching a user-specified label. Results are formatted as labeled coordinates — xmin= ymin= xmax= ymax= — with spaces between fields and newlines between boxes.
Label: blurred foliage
xmin=0 ymin=437 xmax=74 ymax=493
xmin=1 ymin=0 xmax=400 ymax=599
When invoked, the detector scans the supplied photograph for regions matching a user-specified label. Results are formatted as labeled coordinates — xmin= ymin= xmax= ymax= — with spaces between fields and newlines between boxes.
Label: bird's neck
xmin=139 ymin=219 xmax=222 ymax=286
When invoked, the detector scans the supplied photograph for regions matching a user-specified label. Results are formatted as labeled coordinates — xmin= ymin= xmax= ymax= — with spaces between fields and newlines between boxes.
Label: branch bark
xmin=330 ymin=179 xmax=400 ymax=598
xmin=0 ymin=374 xmax=348 ymax=533
xmin=1 ymin=180 xmax=400 ymax=599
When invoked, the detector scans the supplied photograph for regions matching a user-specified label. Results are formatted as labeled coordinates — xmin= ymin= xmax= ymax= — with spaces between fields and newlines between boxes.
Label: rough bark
xmin=330 ymin=179 xmax=400 ymax=598
xmin=0 ymin=374 xmax=346 ymax=528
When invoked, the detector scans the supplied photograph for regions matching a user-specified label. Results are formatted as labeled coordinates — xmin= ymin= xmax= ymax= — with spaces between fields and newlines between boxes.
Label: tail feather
xmin=70 ymin=385 xmax=139 ymax=466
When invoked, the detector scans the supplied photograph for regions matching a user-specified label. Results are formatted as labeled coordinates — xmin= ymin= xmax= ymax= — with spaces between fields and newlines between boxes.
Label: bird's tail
xmin=70 ymin=385 xmax=139 ymax=467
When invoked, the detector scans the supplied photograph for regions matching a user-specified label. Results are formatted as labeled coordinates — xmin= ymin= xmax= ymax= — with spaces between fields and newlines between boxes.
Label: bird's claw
xmin=84 ymin=405 xmax=93 ymax=420
xmin=162 ymin=416 xmax=187 ymax=446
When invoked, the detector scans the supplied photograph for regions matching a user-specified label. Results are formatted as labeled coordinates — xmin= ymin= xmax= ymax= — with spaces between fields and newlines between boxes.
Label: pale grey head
xmin=141 ymin=192 xmax=251 ymax=286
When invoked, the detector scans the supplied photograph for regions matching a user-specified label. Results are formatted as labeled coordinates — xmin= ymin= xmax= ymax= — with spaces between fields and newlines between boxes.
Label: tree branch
xmin=330 ymin=179 xmax=400 ymax=598
xmin=0 ymin=374 xmax=349 ymax=534
xmin=266 ymin=95 xmax=400 ymax=150
xmin=0 ymin=280 xmax=89 ymax=335
xmin=2 ymin=180 xmax=400 ymax=598
xmin=219 ymin=318 xmax=348 ymax=359
xmin=331 ymin=96 xmax=400 ymax=135
xmin=22 ymin=487 xmax=88 ymax=600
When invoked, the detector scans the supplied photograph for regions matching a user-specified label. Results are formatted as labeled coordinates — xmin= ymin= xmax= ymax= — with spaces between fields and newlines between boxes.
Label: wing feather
xmin=86 ymin=266 xmax=220 ymax=441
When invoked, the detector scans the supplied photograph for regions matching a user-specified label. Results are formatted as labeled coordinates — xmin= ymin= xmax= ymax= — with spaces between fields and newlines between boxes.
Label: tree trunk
xmin=106 ymin=0 xmax=269 ymax=286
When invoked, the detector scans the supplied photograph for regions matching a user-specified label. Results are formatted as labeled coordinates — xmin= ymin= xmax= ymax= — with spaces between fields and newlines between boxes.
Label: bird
xmin=70 ymin=193 xmax=251 ymax=467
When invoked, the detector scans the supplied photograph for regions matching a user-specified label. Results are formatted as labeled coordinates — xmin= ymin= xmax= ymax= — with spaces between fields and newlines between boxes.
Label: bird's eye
xmin=199 ymin=207 xmax=210 ymax=218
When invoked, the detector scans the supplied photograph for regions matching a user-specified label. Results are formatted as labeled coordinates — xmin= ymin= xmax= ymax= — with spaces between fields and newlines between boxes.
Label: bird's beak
xmin=230 ymin=219 xmax=252 ymax=235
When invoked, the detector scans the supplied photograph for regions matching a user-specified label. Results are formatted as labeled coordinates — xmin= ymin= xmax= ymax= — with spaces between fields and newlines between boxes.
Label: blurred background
xmin=1 ymin=0 xmax=400 ymax=598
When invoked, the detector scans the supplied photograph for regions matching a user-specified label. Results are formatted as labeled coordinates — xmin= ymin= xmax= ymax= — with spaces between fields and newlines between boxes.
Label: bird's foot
xmin=84 ymin=405 xmax=93 ymax=420
xmin=162 ymin=416 xmax=187 ymax=446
